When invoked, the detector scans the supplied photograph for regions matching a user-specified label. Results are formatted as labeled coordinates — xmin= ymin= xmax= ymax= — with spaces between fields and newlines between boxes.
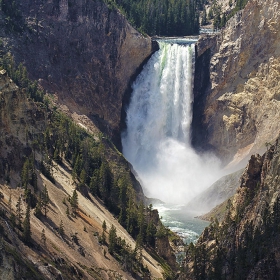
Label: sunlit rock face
xmin=193 ymin=0 xmax=280 ymax=166
xmin=0 ymin=0 xmax=155 ymax=145
xmin=181 ymin=135 xmax=280 ymax=279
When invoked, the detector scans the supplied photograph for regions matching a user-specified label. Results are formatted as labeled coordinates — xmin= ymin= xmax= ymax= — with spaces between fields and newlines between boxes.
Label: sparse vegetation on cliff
xmin=182 ymin=138 xmax=280 ymax=279
xmin=0 ymin=52 xmax=176 ymax=278
xmin=206 ymin=0 xmax=249 ymax=30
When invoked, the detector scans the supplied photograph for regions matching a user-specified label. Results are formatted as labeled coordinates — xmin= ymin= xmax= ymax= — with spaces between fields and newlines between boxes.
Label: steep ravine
xmin=193 ymin=0 xmax=280 ymax=166
xmin=0 ymin=0 xmax=156 ymax=147
xmin=182 ymin=134 xmax=280 ymax=279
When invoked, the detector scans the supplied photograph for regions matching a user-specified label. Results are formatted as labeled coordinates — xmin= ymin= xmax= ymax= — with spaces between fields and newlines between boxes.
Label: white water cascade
xmin=122 ymin=40 xmax=222 ymax=205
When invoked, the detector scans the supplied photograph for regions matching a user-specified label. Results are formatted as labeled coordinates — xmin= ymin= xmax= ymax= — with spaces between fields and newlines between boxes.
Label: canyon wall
xmin=0 ymin=0 xmax=155 ymax=146
xmin=0 ymin=66 xmax=168 ymax=280
xmin=193 ymin=0 xmax=280 ymax=166
xmin=183 ymin=134 xmax=280 ymax=279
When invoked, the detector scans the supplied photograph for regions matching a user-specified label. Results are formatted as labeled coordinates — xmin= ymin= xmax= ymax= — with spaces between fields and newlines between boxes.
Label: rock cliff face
xmin=0 ymin=0 xmax=155 ymax=146
xmin=185 ymin=168 xmax=244 ymax=214
xmin=0 ymin=71 xmax=46 ymax=180
xmin=193 ymin=0 xmax=280 ymax=166
xmin=155 ymin=235 xmax=177 ymax=270
xmin=183 ymin=135 xmax=280 ymax=279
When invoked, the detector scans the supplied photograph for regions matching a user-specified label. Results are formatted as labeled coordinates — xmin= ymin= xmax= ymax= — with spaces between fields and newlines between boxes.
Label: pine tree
xmin=23 ymin=203 xmax=31 ymax=244
xmin=100 ymin=220 xmax=107 ymax=244
xmin=221 ymin=13 xmax=226 ymax=28
xmin=126 ymin=194 xmax=136 ymax=236
xmin=118 ymin=179 xmax=128 ymax=225
xmin=80 ymin=169 xmax=87 ymax=186
xmin=41 ymin=185 xmax=50 ymax=217
xmin=70 ymin=189 xmax=78 ymax=216
xmin=31 ymin=171 xmax=37 ymax=190
xmin=134 ymin=234 xmax=143 ymax=262
xmin=101 ymin=230 xmax=106 ymax=245
xmin=16 ymin=196 xmax=23 ymax=229
xmin=53 ymin=148 xmax=60 ymax=163
xmin=72 ymin=154 xmax=82 ymax=180
xmin=102 ymin=220 xmax=107 ymax=232
xmin=21 ymin=158 xmax=30 ymax=188
xmin=138 ymin=202 xmax=145 ymax=238
xmin=99 ymin=161 xmax=111 ymax=202
xmin=213 ymin=10 xmax=221 ymax=30
xmin=34 ymin=196 xmax=42 ymax=218
xmin=10 ymin=213 xmax=16 ymax=229
xmin=89 ymin=170 xmax=99 ymax=195
xmin=108 ymin=224 xmax=117 ymax=254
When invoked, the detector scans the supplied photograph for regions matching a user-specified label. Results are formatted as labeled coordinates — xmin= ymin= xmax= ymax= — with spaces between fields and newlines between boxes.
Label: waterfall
xmin=122 ymin=40 xmax=221 ymax=204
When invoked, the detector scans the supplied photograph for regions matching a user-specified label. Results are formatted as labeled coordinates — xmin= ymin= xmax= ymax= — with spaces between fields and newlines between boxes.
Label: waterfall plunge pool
xmin=153 ymin=202 xmax=210 ymax=244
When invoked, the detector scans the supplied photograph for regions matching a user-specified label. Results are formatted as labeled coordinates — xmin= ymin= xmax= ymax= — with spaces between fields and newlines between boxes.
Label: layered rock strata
xmin=193 ymin=0 xmax=280 ymax=166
